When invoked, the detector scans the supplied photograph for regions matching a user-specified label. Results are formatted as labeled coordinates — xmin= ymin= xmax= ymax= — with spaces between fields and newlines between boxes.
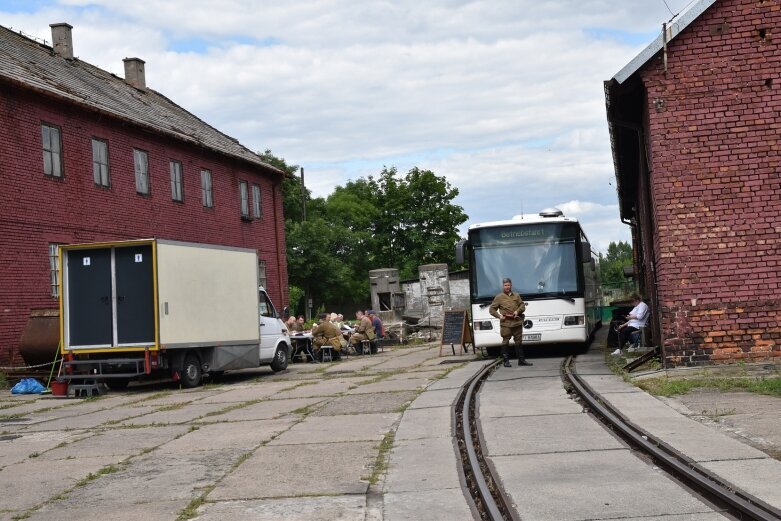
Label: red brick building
xmin=606 ymin=0 xmax=781 ymax=366
xmin=0 ymin=23 xmax=289 ymax=366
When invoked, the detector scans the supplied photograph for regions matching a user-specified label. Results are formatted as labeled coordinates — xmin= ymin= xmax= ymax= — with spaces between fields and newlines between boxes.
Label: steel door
xmin=115 ymin=245 xmax=155 ymax=345
xmin=67 ymin=248 xmax=113 ymax=347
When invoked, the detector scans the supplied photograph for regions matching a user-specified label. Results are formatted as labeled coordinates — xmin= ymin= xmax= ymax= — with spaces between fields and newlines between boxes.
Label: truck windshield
xmin=469 ymin=222 xmax=580 ymax=301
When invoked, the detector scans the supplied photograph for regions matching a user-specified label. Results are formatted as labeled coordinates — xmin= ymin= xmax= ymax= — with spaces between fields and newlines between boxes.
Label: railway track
xmin=455 ymin=355 xmax=781 ymax=521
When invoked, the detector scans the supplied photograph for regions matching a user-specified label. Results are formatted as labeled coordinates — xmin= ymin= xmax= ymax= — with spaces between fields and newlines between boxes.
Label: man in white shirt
xmin=615 ymin=293 xmax=649 ymax=352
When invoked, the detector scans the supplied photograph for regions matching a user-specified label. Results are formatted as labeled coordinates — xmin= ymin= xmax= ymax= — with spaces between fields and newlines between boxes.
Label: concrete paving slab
xmin=479 ymin=387 xmax=582 ymax=417
xmin=0 ymin=429 xmax=87 ymax=467
xmin=370 ymin=350 xmax=441 ymax=371
xmin=209 ymin=441 xmax=377 ymax=499
xmin=312 ymin=391 xmax=418 ymax=416
xmin=424 ymin=363 xmax=486 ymax=391
xmin=157 ymin=419 xmax=294 ymax=453
xmin=195 ymin=382 xmax=294 ymax=404
xmin=346 ymin=377 xmax=431 ymax=394
xmin=25 ymin=500 xmax=190 ymax=521
xmin=384 ymin=488 xmax=474 ymax=521
xmin=196 ymin=397 xmax=326 ymax=422
xmin=407 ymin=387 xmax=460 ymax=410
xmin=278 ymin=378 xmax=368 ymax=399
xmin=385 ymin=436 xmax=461 ymax=493
xmin=118 ymin=402 xmax=232 ymax=426
xmin=40 ymin=425 xmax=188 ymax=459
xmin=389 ymin=369 xmax=449 ymax=380
xmin=196 ymin=496 xmax=369 ymax=521
xmin=125 ymin=391 xmax=207 ymax=408
xmin=269 ymin=413 xmax=398 ymax=445
xmin=702 ymin=458 xmax=781 ymax=507
xmin=580 ymin=373 xmax=647 ymax=394
xmin=394 ymin=407 xmax=451 ymax=440
xmin=492 ymin=450 xmax=716 ymax=521
xmin=23 ymin=405 xmax=158 ymax=431
xmin=484 ymin=372 xmax=570 ymax=392
xmin=481 ymin=413 xmax=625 ymax=456
xmin=70 ymin=449 xmax=243 ymax=504
xmin=0 ymin=456 xmax=122 ymax=511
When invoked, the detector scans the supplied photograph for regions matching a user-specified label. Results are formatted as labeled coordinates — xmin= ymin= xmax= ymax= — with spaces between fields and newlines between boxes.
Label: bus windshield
xmin=470 ymin=223 xmax=580 ymax=301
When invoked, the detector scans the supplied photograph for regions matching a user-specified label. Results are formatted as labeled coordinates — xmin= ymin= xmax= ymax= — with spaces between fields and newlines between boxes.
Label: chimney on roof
xmin=123 ymin=57 xmax=146 ymax=89
xmin=50 ymin=23 xmax=73 ymax=60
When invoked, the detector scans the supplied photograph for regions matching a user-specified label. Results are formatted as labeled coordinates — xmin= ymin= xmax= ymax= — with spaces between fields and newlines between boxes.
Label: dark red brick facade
xmin=0 ymin=83 xmax=288 ymax=367
xmin=631 ymin=0 xmax=781 ymax=365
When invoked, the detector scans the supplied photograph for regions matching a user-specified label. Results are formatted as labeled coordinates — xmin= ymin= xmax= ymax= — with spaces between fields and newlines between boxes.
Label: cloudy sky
xmin=1 ymin=0 xmax=695 ymax=253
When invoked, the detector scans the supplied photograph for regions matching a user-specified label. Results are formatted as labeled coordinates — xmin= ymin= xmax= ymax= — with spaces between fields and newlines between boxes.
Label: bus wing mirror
xmin=581 ymin=242 xmax=592 ymax=262
xmin=455 ymin=239 xmax=468 ymax=265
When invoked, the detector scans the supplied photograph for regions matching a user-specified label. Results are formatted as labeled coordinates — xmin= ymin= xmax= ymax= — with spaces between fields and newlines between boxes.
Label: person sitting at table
xmin=285 ymin=315 xmax=297 ymax=331
xmin=368 ymin=311 xmax=384 ymax=339
xmin=350 ymin=310 xmax=376 ymax=352
xmin=312 ymin=312 xmax=343 ymax=361
xmin=292 ymin=315 xmax=305 ymax=333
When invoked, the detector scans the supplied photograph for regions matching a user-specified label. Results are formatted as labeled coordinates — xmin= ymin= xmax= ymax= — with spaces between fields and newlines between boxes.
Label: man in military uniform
xmin=349 ymin=310 xmax=375 ymax=352
xmin=312 ymin=312 xmax=344 ymax=361
xmin=489 ymin=277 xmax=532 ymax=367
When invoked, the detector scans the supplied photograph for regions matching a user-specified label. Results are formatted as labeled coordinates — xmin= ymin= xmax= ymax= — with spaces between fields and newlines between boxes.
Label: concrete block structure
xmin=605 ymin=0 xmax=781 ymax=366
xmin=0 ymin=24 xmax=288 ymax=366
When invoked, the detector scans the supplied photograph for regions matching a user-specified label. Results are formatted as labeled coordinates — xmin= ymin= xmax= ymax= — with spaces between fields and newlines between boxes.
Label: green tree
xmin=599 ymin=241 xmax=633 ymax=287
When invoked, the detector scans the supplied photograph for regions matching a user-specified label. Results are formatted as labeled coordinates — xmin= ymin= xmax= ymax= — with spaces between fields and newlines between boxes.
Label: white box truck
xmin=59 ymin=239 xmax=291 ymax=389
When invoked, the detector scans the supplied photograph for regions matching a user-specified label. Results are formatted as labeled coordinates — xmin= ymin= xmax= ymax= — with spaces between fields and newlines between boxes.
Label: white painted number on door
xmin=83 ymin=257 xmax=91 ymax=266
xmin=135 ymin=254 xmax=143 ymax=263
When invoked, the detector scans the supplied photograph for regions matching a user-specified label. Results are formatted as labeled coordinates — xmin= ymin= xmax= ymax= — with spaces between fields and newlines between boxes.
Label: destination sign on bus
xmin=471 ymin=223 xmax=577 ymax=247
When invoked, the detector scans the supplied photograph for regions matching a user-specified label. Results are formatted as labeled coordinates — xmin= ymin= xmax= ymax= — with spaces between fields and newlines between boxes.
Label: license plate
xmin=523 ymin=334 xmax=541 ymax=341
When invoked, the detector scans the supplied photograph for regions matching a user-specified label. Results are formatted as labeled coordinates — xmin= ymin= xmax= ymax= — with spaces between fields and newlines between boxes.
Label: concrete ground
xmin=2 ymin=332 xmax=779 ymax=521
xmin=0 ymin=343 xmax=480 ymax=521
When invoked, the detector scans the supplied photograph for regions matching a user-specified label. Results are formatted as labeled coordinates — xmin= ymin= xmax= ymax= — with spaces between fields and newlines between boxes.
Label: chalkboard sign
xmin=440 ymin=310 xmax=474 ymax=356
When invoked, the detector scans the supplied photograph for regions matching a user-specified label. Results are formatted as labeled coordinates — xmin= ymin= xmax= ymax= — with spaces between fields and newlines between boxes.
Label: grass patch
xmin=363 ymin=430 xmax=395 ymax=485
xmin=637 ymin=376 xmax=781 ymax=397
xmin=0 ymin=373 xmax=8 ymax=390
xmin=177 ymin=485 xmax=215 ymax=521
xmin=74 ymin=463 xmax=123 ymax=488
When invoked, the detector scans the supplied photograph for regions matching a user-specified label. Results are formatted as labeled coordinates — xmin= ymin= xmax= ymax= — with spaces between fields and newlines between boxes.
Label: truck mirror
xmin=581 ymin=242 xmax=592 ymax=262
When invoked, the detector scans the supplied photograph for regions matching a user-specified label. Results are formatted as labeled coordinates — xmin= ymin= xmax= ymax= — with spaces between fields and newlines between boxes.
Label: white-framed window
xmin=201 ymin=169 xmax=213 ymax=207
xmin=49 ymin=244 xmax=61 ymax=298
xmin=134 ymin=149 xmax=149 ymax=194
xmin=41 ymin=123 xmax=62 ymax=178
xmin=92 ymin=138 xmax=110 ymax=187
xmin=239 ymin=180 xmax=250 ymax=218
xmin=258 ymin=260 xmax=267 ymax=289
xmin=252 ymin=184 xmax=262 ymax=218
xmin=170 ymin=160 xmax=183 ymax=201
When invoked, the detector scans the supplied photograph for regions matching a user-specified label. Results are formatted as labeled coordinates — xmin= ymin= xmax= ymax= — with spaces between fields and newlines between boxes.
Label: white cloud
xmin=3 ymin=0 xmax=691 ymax=256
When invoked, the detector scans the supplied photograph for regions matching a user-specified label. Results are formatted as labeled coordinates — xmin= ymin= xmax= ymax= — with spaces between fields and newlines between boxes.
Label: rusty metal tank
xmin=18 ymin=309 xmax=60 ymax=367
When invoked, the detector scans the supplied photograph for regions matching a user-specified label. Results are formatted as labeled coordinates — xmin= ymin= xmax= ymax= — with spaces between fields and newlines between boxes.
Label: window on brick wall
xmin=134 ymin=149 xmax=150 ymax=194
xmin=92 ymin=138 xmax=110 ymax=187
xmin=258 ymin=260 xmax=267 ymax=289
xmin=239 ymin=180 xmax=250 ymax=218
xmin=201 ymin=169 xmax=213 ymax=207
xmin=170 ymin=160 xmax=183 ymax=202
xmin=41 ymin=123 xmax=62 ymax=178
xmin=252 ymin=184 xmax=262 ymax=219
xmin=49 ymin=243 xmax=61 ymax=298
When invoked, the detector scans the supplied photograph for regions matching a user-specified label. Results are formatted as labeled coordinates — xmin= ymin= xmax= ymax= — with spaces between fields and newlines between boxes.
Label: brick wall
xmin=639 ymin=0 xmax=781 ymax=365
xmin=0 ymin=84 xmax=288 ymax=366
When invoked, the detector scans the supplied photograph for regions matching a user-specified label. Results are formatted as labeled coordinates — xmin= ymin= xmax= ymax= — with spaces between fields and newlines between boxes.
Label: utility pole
xmin=300 ymin=167 xmax=310 ymax=320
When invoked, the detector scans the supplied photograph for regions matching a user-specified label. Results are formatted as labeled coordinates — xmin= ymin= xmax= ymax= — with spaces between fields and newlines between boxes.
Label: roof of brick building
xmin=0 ymin=24 xmax=282 ymax=175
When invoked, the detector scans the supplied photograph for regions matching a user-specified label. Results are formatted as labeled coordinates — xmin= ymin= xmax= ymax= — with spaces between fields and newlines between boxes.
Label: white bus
xmin=455 ymin=208 xmax=601 ymax=356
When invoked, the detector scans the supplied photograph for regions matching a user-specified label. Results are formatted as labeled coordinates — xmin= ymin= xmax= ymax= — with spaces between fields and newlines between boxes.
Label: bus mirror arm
xmin=455 ymin=239 xmax=468 ymax=265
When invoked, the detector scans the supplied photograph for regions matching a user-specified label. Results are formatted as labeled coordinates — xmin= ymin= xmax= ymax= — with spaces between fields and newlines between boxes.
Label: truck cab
xmin=258 ymin=287 xmax=292 ymax=372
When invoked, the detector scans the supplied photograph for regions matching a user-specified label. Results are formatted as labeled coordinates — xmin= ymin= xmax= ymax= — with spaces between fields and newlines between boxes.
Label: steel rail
xmin=455 ymin=359 xmax=518 ymax=521
xmin=563 ymin=356 xmax=781 ymax=521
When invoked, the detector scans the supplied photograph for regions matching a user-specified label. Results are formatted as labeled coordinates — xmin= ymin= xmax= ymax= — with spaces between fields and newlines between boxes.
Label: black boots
xmin=518 ymin=359 xmax=533 ymax=366
xmin=502 ymin=355 xmax=511 ymax=368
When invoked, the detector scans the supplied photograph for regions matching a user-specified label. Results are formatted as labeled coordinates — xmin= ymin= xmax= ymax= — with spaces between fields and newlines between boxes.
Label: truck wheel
xmin=106 ymin=378 xmax=130 ymax=391
xmin=270 ymin=345 xmax=289 ymax=372
xmin=181 ymin=353 xmax=202 ymax=388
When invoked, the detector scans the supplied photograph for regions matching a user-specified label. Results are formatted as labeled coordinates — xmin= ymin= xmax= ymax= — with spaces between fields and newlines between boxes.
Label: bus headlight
xmin=564 ymin=315 xmax=585 ymax=326
xmin=474 ymin=321 xmax=494 ymax=330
